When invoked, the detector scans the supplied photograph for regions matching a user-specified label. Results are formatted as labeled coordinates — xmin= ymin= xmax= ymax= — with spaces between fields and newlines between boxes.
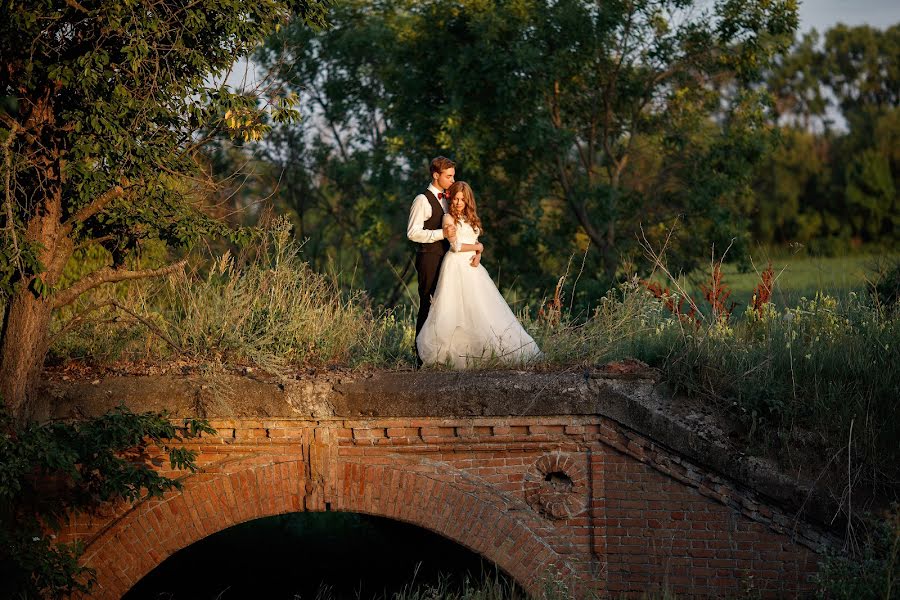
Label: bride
xmin=416 ymin=181 xmax=541 ymax=368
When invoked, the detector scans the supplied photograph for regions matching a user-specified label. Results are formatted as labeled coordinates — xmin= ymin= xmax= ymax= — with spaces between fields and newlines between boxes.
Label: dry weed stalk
xmin=750 ymin=261 xmax=775 ymax=314
xmin=638 ymin=220 xmax=705 ymax=323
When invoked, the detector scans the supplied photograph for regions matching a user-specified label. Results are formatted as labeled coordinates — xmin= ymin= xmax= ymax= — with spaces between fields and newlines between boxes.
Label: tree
xmin=259 ymin=0 xmax=797 ymax=305
xmin=754 ymin=24 xmax=898 ymax=251
xmin=823 ymin=25 xmax=899 ymax=246
xmin=255 ymin=5 xmax=421 ymax=304
xmin=0 ymin=0 xmax=329 ymax=421
xmin=767 ymin=30 xmax=830 ymax=130
xmin=821 ymin=24 xmax=899 ymax=131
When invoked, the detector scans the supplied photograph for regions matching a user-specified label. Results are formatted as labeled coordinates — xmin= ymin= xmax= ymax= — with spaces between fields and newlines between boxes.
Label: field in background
xmin=651 ymin=252 xmax=895 ymax=311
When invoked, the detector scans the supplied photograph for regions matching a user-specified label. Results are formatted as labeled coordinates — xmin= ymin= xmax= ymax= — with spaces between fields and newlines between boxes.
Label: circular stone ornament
xmin=523 ymin=452 xmax=588 ymax=519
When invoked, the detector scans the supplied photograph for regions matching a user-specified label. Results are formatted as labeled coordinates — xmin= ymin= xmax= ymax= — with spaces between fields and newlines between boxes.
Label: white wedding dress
xmin=416 ymin=218 xmax=541 ymax=368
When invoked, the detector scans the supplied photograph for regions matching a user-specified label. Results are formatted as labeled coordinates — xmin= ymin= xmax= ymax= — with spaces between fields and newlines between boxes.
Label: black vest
xmin=418 ymin=190 xmax=450 ymax=255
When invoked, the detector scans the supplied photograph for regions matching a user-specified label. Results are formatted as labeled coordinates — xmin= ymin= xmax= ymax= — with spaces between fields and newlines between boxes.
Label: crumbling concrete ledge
xmin=40 ymin=365 xmax=841 ymax=535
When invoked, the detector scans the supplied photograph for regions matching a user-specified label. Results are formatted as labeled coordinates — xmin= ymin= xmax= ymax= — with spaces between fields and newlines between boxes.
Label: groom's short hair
xmin=430 ymin=156 xmax=455 ymax=176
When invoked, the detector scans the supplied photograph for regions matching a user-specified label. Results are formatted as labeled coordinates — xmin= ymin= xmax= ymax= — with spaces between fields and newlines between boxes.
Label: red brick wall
xmin=60 ymin=416 xmax=825 ymax=599
xmin=601 ymin=452 xmax=818 ymax=596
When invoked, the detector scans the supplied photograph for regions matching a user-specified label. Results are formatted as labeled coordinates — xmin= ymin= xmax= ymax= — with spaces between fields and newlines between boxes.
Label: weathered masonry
xmin=52 ymin=369 xmax=835 ymax=598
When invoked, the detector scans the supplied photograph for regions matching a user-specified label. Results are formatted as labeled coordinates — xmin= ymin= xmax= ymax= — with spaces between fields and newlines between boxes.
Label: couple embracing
xmin=406 ymin=156 xmax=541 ymax=368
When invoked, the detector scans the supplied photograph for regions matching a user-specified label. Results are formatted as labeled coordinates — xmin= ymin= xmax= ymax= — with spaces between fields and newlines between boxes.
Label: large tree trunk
xmin=0 ymin=185 xmax=72 ymax=422
xmin=0 ymin=292 xmax=53 ymax=423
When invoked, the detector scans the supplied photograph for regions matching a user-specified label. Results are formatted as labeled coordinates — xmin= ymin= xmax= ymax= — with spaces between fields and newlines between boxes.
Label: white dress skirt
xmin=416 ymin=218 xmax=541 ymax=368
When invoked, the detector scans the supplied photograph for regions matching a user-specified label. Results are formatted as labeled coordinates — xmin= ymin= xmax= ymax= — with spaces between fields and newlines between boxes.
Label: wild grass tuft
xmin=165 ymin=219 xmax=419 ymax=373
xmin=523 ymin=269 xmax=899 ymax=496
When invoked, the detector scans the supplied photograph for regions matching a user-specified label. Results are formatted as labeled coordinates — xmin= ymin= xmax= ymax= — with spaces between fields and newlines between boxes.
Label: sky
xmin=798 ymin=0 xmax=900 ymax=33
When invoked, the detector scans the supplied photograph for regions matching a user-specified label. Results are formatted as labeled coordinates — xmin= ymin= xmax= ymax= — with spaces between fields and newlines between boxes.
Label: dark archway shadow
xmin=123 ymin=512 xmax=523 ymax=600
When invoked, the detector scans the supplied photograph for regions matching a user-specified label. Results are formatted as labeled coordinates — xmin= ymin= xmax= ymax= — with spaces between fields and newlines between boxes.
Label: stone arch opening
xmin=79 ymin=455 xmax=572 ymax=599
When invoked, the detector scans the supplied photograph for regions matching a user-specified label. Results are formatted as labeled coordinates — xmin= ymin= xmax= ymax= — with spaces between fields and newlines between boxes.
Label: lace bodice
xmin=444 ymin=216 xmax=479 ymax=250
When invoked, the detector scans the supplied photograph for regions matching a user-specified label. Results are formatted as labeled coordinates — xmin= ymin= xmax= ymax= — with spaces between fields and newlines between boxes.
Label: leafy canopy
xmin=255 ymin=0 xmax=798 ymax=306
xmin=0 ymin=0 xmax=329 ymax=295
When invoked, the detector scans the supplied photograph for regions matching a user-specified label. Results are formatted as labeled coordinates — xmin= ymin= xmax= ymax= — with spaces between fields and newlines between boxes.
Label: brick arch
xmin=79 ymin=454 xmax=573 ymax=599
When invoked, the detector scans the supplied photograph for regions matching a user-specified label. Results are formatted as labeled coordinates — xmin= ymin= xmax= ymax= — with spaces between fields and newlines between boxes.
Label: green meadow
xmin=656 ymin=252 xmax=896 ymax=311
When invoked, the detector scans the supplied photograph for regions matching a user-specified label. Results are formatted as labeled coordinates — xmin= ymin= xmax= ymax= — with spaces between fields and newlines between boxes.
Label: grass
xmin=51 ymin=218 xmax=417 ymax=372
xmin=295 ymin=566 xmax=586 ymax=600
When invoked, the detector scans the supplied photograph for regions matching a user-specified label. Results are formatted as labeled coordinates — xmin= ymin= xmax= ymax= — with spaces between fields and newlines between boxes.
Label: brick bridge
xmin=51 ymin=368 xmax=835 ymax=598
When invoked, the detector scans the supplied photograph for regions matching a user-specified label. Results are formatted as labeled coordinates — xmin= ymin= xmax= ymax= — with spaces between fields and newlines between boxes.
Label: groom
xmin=407 ymin=156 xmax=456 ymax=366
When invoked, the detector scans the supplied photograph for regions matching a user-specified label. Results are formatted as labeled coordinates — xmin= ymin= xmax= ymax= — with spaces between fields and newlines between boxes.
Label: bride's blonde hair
xmin=446 ymin=181 xmax=483 ymax=234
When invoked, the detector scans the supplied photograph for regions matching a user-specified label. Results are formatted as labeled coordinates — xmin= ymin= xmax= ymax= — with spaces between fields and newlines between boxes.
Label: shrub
xmin=815 ymin=509 xmax=900 ymax=600
xmin=869 ymin=258 xmax=900 ymax=310
xmin=0 ymin=407 xmax=212 ymax=598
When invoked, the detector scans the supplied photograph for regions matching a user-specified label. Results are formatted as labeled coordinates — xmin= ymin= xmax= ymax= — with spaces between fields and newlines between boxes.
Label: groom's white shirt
xmin=407 ymin=184 xmax=449 ymax=244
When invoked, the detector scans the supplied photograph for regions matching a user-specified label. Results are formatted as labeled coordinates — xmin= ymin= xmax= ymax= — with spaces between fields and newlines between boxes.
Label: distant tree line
xmin=755 ymin=24 xmax=898 ymax=254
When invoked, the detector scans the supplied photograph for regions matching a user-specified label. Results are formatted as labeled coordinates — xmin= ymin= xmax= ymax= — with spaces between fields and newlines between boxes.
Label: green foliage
xmin=1 ymin=0 xmax=329 ymax=284
xmin=525 ymin=280 xmax=680 ymax=368
xmin=527 ymin=275 xmax=899 ymax=490
xmin=251 ymin=0 xmax=797 ymax=307
xmin=755 ymin=24 xmax=899 ymax=253
xmin=48 ymin=218 xmax=415 ymax=371
xmin=0 ymin=0 xmax=333 ymax=417
xmin=869 ymin=258 xmax=900 ymax=310
xmin=666 ymin=293 xmax=897 ymax=452
xmin=0 ymin=406 xmax=214 ymax=598
xmin=815 ymin=510 xmax=900 ymax=600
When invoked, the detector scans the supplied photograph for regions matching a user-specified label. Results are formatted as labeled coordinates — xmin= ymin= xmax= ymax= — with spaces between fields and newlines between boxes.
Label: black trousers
xmin=415 ymin=251 xmax=444 ymax=362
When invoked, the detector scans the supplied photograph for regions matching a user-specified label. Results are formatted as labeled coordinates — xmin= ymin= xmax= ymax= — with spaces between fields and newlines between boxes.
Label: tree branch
xmin=3 ymin=121 xmax=21 ymax=265
xmin=63 ymin=185 xmax=124 ymax=230
xmin=49 ymin=299 xmax=184 ymax=353
xmin=64 ymin=0 xmax=90 ymax=13
xmin=51 ymin=259 xmax=187 ymax=309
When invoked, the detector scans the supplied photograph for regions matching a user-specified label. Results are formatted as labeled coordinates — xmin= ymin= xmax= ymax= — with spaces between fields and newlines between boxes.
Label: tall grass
xmin=523 ymin=278 xmax=681 ymax=367
xmin=50 ymin=218 xmax=415 ymax=372
xmin=161 ymin=221 xmax=412 ymax=374
xmin=297 ymin=566 xmax=588 ymax=600
xmin=524 ymin=273 xmax=899 ymax=496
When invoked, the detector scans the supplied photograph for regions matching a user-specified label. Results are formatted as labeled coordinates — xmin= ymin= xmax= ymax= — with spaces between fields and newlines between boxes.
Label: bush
xmin=815 ymin=509 xmax=900 ymax=600
xmin=870 ymin=258 xmax=900 ymax=310
xmin=0 ymin=406 xmax=212 ymax=598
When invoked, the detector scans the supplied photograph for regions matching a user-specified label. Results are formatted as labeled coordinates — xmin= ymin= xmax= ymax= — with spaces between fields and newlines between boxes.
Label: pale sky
xmin=798 ymin=0 xmax=900 ymax=33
